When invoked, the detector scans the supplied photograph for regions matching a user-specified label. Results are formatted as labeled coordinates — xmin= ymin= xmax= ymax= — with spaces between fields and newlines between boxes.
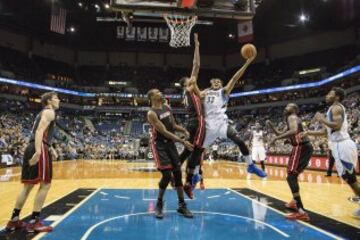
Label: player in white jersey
xmin=304 ymin=87 xmax=359 ymax=219
xmin=191 ymin=54 xmax=267 ymax=178
xmin=250 ymin=122 xmax=266 ymax=171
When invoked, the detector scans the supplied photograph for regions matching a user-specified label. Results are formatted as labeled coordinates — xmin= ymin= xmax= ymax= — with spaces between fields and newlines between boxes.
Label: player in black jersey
xmin=6 ymin=92 xmax=60 ymax=233
xmin=147 ymin=89 xmax=194 ymax=219
xmin=178 ymin=34 xmax=206 ymax=198
xmin=267 ymin=103 xmax=313 ymax=222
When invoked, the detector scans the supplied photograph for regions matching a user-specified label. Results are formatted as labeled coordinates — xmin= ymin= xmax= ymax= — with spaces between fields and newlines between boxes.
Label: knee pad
xmin=342 ymin=170 xmax=357 ymax=185
xmin=286 ymin=174 xmax=299 ymax=193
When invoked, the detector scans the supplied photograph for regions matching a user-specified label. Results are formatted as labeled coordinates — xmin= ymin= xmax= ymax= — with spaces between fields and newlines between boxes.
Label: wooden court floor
xmin=0 ymin=160 xmax=359 ymax=228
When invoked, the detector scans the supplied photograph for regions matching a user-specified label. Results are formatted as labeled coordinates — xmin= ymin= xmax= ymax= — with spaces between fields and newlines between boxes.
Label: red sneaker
xmin=26 ymin=219 xmax=53 ymax=233
xmin=200 ymin=180 xmax=205 ymax=190
xmin=285 ymin=200 xmax=298 ymax=211
xmin=285 ymin=212 xmax=310 ymax=222
xmin=183 ymin=183 xmax=193 ymax=199
xmin=5 ymin=220 xmax=27 ymax=232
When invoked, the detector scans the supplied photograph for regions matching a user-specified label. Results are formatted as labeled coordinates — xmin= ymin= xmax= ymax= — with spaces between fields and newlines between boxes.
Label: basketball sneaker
xmin=348 ymin=196 xmax=360 ymax=204
xmin=177 ymin=202 xmax=193 ymax=218
xmin=191 ymin=174 xmax=201 ymax=190
xmin=247 ymin=164 xmax=267 ymax=178
xmin=154 ymin=200 xmax=164 ymax=219
xmin=184 ymin=183 xmax=193 ymax=199
xmin=26 ymin=219 xmax=53 ymax=233
xmin=285 ymin=200 xmax=298 ymax=211
xmin=285 ymin=212 xmax=310 ymax=222
xmin=5 ymin=220 xmax=27 ymax=232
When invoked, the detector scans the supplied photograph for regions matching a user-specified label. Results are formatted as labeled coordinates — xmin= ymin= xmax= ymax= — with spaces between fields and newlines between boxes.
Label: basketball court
xmin=0 ymin=160 xmax=359 ymax=239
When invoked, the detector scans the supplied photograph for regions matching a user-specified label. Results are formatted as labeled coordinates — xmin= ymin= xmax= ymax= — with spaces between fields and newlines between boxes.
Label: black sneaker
xmin=348 ymin=196 xmax=360 ymax=204
xmin=155 ymin=200 xmax=164 ymax=219
xmin=177 ymin=202 xmax=193 ymax=218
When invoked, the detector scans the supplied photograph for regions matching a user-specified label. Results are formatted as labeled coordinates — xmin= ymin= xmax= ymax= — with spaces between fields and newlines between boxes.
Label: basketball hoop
xmin=164 ymin=14 xmax=197 ymax=48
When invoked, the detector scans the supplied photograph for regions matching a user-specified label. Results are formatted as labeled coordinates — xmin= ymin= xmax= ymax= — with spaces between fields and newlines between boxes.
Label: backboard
xmin=109 ymin=0 xmax=255 ymax=21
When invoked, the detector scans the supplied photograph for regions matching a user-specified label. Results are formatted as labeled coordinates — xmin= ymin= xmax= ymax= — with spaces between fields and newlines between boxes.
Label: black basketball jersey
xmin=183 ymin=90 xmax=203 ymax=119
xmin=30 ymin=108 xmax=56 ymax=144
xmin=149 ymin=105 xmax=175 ymax=142
xmin=286 ymin=115 xmax=309 ymax=146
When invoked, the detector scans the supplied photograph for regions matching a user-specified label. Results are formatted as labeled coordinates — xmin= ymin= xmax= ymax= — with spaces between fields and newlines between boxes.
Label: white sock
xmin=194 ymin=165 xmax=200 ymax=175
xmin=244 ymin=155 xmax=253 ymax=166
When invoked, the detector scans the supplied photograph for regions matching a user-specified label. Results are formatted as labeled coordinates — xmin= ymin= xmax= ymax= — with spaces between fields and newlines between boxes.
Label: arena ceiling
xmin=0 ymin=0 xmax=358 ymax=54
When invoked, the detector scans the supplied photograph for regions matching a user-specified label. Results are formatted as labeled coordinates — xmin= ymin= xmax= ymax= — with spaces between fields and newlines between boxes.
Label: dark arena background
xmin=0 ymin=0 xmax=359 ymax=239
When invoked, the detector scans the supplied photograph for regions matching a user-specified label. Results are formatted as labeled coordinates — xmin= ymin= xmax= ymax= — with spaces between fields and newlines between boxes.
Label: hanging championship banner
xmin=116 ymin=26 xmax=125 ymax=39
xmin=159 ymin=28 xmax=169 ymax=42
xmin=137 ymin=27 xmax=147 ymax=41
xmin=125 ymin=26 xmax=136 ymax=40
xmin=148 ymin=27 xmax=158 ymax=42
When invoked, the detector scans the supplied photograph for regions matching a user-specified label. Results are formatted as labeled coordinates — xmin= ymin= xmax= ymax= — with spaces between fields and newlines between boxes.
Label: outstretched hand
xmin=194 ymin=33 xmax=199 ymax=47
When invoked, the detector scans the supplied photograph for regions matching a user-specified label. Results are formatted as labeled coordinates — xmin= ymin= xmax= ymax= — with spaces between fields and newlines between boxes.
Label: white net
xmin=164 ymin=14 xmax=197 ymax=48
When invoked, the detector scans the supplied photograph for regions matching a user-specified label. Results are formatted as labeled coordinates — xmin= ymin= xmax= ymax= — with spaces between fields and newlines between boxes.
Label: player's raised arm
xmin=223 ymin=56 xmax=255 ymax=96
xmin=188 ymin=76 xmax=206 ymax=99
xmin=190 ymin=33 xmax=200 ymax=80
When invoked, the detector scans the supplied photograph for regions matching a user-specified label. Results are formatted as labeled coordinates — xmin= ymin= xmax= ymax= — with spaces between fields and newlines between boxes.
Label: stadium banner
xmin=137 ymin=27 xmax=147 ymax=41
xmin=148 ymin=27 xmax=159 ymax=41
xmin=116 ymin=26 xmax=125 ymax=39
xmin=267 ymin=155 xmax=360 ymax=174
xmin=125 ymin=27 xmax=136 ymax=40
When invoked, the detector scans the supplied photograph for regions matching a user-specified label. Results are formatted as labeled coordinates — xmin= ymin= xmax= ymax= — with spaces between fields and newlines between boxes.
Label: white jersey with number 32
xmin=203 ymin=88 xmax=229 ymax=124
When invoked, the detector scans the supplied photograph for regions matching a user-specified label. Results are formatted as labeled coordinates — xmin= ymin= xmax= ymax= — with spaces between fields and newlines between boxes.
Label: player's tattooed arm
xmin=314 ymin=106 xmax=343 ymax=131
xmin=147 ymin=111 xmax=193 ymax=150
xmin=223 ymin=56 xmax=255 ymax=96
xmin=170 ymin=114 xmax=190 ymax=139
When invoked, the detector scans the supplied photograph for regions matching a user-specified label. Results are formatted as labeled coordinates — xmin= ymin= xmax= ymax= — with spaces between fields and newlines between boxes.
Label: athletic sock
xmin=244 ymin=155 xmax=253 ymax=165
xmin=30 ymin=211 xmax=40 ymax=223
xmin=294 ymin=196 xmax=304 ymax=211
xmin=11 ymin=208 xmax=21 ymax=221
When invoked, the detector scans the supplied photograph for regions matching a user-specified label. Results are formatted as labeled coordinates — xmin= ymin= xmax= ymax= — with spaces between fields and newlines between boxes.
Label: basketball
xmin=241 ymin=43 xmax=257 ymax=59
